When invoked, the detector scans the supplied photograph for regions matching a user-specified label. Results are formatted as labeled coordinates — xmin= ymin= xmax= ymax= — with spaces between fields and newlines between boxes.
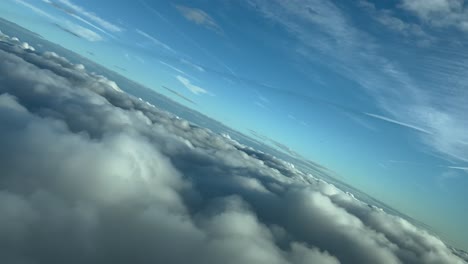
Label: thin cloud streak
xmin=136 ymin=29 xmax=176 ymax=53
xmin=57 ymin=0 xmax=123 ymax=32
xmin=447 ymin=166 xmax=468 ymax=172
xmin=14 ymin=0 xmax=103 ymax=42
xmin=245 ymin=0 xmax=468 ymax=163
xmin=14 ymin=0 xmax=56 ymax=20
xmin=162 ymin=85 xmax=198 ymax=105
xmin=42 ymin=0 xmax=117 ymax=39
xmin=363 ymin=112 xmax=432 ymax=134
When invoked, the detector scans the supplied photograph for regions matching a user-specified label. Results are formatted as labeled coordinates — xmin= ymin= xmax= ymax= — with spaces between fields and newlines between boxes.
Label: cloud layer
xmin=0 ymin=31 xmax=465 ymax=264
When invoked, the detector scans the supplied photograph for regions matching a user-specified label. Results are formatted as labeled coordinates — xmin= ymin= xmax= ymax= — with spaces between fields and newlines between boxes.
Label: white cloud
xmin=43 ymin=0 xmax=116 ymax=39
xmin=400 ymin=0 xmax=468 ymax=31
xmin=57 ymin=0 xmax=123 ymax=32
xmin=13 ymin=0 xmax=103 ymax=42
xmin=180 ymin=58 xmax=205 ymax=72
xmin=0 ymin=31 xmax=465 ymax=264
xmin=358 ymin=0 xmax=433 ymax=44
xmin=363 ymin=112 xmax=432 ymax=134
xmin=447 ymin=166 xmax=468 ymax=172
xmin=159 ymin=61 xmax=186 ymax=75
xmin=140 ymin=0 xmax=234 ymax=78
xmin=245 ymin=0 xmax=468 ymax=164
xmin=176 ymin=75 xmax=210 ymax=95
xmin=61 ymin=21 xmax=103 ymax=42
xmin=255 ymin=101 xmax=268 ymax=109
xmin=160 ymin=61 xmax=201 ymax=83
xmin=15 ymin=0 xmax=55 ymax=20
xmin=175 ymin=5 xmax=223 ymax=35
xmin=159 ymin=61 xmax=188 ymax=75
xmin=136 ymin=29 xmax=175 ymax=53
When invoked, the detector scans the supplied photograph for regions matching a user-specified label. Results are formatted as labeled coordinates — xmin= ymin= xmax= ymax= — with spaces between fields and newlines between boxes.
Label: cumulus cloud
xmin=0 ymin=32 xmax=465 ymax=264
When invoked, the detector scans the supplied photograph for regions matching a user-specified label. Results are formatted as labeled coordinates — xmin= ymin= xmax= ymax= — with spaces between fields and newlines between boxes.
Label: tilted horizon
xmin=0 ymin=0 xmax=467 ymax=263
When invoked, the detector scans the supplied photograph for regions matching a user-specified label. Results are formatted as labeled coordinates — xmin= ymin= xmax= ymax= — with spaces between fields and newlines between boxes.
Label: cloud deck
xmin=0 ymin=30 xmax=465 ymax=264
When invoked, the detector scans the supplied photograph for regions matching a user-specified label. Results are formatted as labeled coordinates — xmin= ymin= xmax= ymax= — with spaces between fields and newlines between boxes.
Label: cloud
xmin=400 ymin=0 xmax=468 ymax=32
xmin=158 ymin=60 xmax=201 ymax=83
xmin=135 ymin=29 xmax=175 ymax=53
xmin=0 ymin=31 xmax=465 ymax=264
xmin=447 ymin=166 xmax=468 ymax=172
xmin=342 ymin=111 xmax=378 ymax=132
xmin=159 ymin=60 xmax=186 ymax=75
xmin=437 ymin=170 xmax=463 ymax=191
xmin=176 ymin=75 xmax=211 ymax=95
xmin=175 ymin=5 xmax=223 ymax=35
xmin=55 ymin=21 xmax=103 ymax=42
xmin=139 ymin=0 xmax=234 ymax=78
xmin=162 ymin=85 xmax=197 ymax=105
xmin=249 ymin=130 xmax=304 ymax=159
xmin=13 ymin=0 xmax=103 ymax=42
xmin=358 ymin=0 xmax=433 ymax=44
xmin=15 ymin=0 xmax=56 ymax=20
xmin=56 ymin=0 xmax=122 ymax=33
xmin=244 ymin=0 xmax=468 ymax=164
xmin=42 ymin=0 xmax=116 ymax=39
xmin=180 ymin=58 xmax=206 ymax=72
xmin=255 ymin=101 xmax=268 ymax=109
xmin=363 ymin=112 xmax=432 ymax=134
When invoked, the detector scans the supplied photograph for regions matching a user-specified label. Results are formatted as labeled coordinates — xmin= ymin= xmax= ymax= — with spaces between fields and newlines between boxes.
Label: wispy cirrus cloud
xmin=447 ymin=166 xmax=468 ymax=172
xmin=244 ymin=0 xmax=468 ymax=164
xmin=159 ymin=61 xmax=186 ymax=75
xmin=14 ymin=0 xmax=102 ymax=42
xmin=400 ymin=0 xmax=468 ymax=32
xmin=56 ymin=0 xmax=123 ymax=33
xmin=175 ymin=4 xmax=223 ymax=35
xmin=159 ymin=61 xmax=201 ymax=82
xmin=42 ymin=0 xmax=115 ymax=39
xmin=363 ymin=112 xmax=432 ymax=134
xmin=54 ymin=21 xmax=103 ymax=41
xmin=136 ymin=29 xmax=176 ymax=53
xmin=139 ymin=0 xmax=235 ymax=77
xmin=358 ymin=0 xmax=434 ymax=45
xmin=15 ymin=0 xmax=55 ymax=20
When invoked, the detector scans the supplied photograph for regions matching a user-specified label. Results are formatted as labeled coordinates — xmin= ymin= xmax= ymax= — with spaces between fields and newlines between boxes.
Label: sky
xmin=0 ymin=0 xmax=467 ymax=250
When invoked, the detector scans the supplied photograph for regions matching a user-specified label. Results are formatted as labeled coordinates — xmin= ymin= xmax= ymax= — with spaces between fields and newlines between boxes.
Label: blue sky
xmin=1 ymin=0 xmax=468 ymax=250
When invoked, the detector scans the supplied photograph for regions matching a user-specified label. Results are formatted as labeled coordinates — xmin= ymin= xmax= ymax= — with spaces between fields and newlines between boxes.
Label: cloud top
xmin=0 ymin=32 xmax=465 ymax=264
